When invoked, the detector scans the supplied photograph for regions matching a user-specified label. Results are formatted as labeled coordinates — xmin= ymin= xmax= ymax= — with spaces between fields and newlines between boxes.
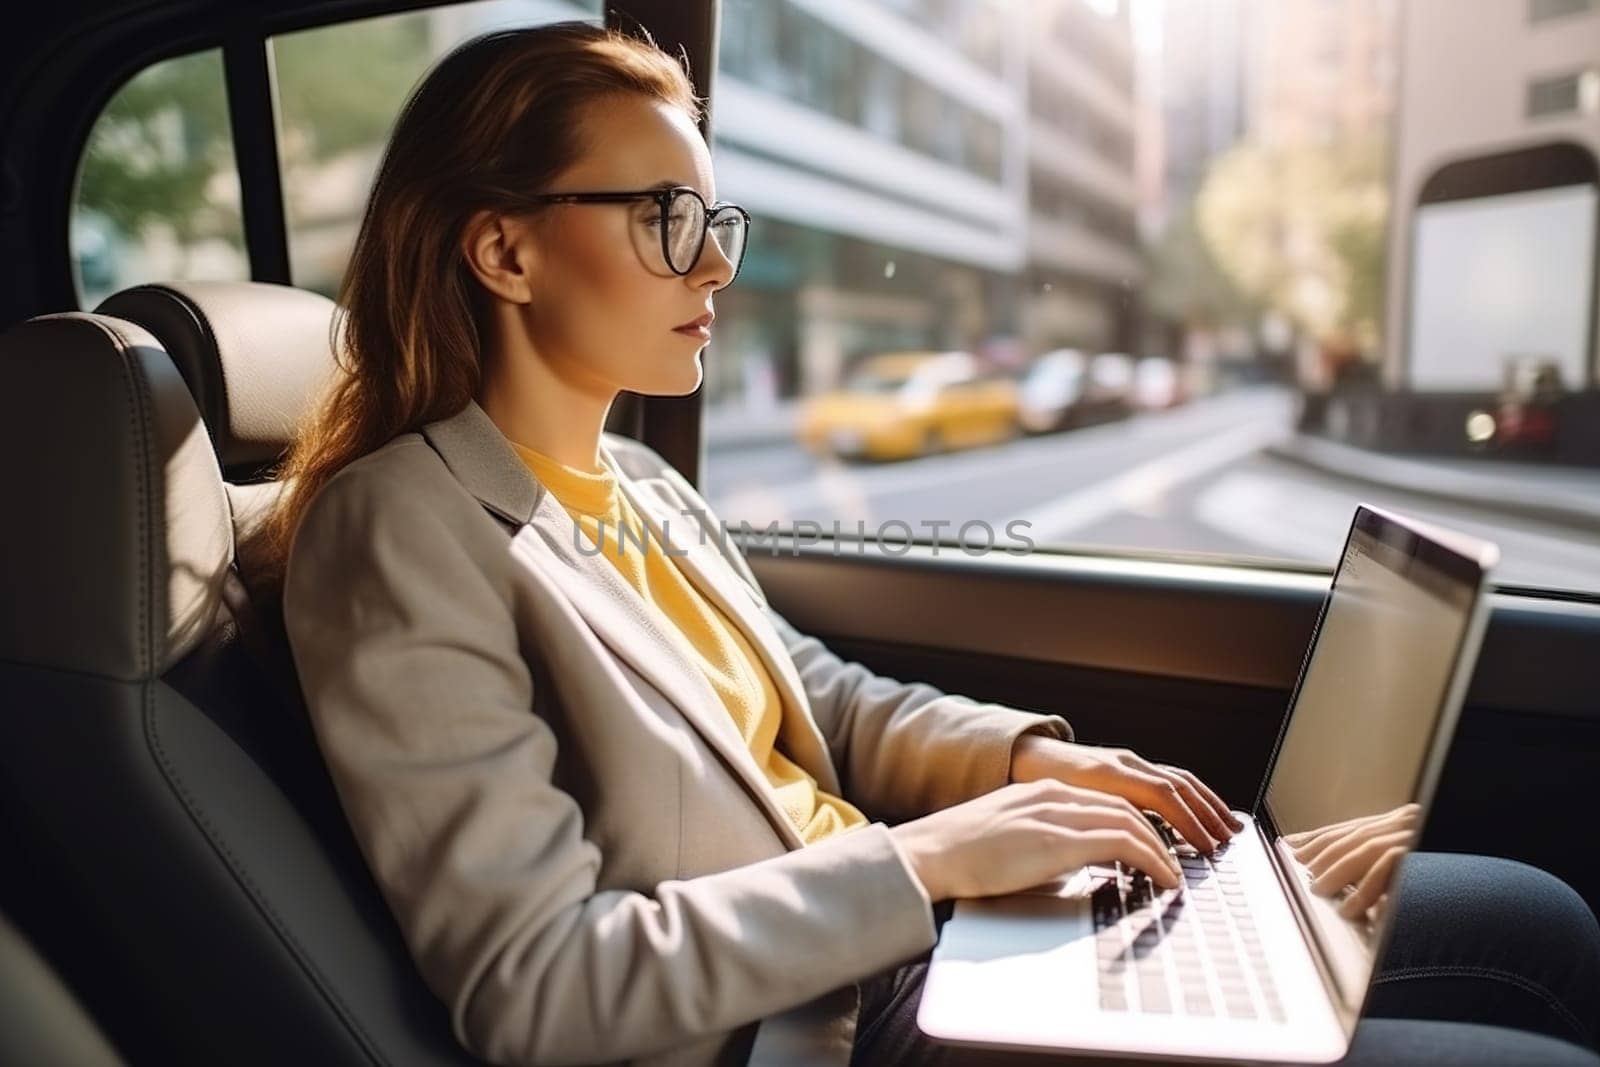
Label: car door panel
xmin=747 ymin=543 xmax=1600 ymax=923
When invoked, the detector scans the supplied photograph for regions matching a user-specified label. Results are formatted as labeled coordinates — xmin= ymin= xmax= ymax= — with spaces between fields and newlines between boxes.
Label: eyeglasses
xmin=525 ymin=185 xmax=750 ymax=283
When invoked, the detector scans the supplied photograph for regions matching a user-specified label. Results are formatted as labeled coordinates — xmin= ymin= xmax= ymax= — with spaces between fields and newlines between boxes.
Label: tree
xmin=1194 ymin=135 xmax=1387 ymax=356
xmin=1144 ymin=200 xmax=1259 ymax=330
xmin=76 ymin=16 xmax=435 ymax=279
xmin=77 ymin=50 xmax=241 ymax=270
xmin=269 ymin=16 xmax=433 ymax=170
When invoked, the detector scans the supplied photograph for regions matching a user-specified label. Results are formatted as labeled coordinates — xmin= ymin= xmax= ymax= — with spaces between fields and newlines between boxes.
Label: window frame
xmin=32 ymin=1 xmax=1600 ymax=603
xmin=54 ymin=0 xmax=717 ymax=483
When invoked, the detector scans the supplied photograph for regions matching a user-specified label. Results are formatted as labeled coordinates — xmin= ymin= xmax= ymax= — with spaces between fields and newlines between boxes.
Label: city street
xmin=704 ymin=388 xmax=1600 ymax=591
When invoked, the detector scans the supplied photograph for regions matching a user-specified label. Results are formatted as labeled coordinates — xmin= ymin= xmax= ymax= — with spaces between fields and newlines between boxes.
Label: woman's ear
xmin=462 ymin=209 xmax=540 ymax=304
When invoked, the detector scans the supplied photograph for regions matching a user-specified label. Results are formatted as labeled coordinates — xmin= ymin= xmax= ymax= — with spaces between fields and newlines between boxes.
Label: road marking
xmin=1194 ymin=467 xmax=1600 ymax=589
xmin=712 ymin=389 xmax=1296 ymax=526
xmin=1015 ymin=420 xmax=1292 ymax=540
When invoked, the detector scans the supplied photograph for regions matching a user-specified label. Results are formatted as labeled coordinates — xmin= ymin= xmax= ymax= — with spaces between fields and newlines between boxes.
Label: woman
xmin=263 ymin=22 xmax=1600 ymax=1067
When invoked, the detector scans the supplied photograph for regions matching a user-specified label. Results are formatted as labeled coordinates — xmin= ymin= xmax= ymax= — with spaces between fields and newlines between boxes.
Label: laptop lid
xmin=1251 ymin=503 xmax=1499 ymax=1038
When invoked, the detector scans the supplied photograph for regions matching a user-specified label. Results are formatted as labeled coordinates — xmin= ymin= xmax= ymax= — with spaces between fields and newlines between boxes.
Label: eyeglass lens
xmin=663 ymin=190 xmax=748 ymax=276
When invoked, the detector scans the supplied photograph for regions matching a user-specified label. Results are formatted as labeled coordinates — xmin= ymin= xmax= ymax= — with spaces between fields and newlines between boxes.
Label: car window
xmin=703 ymin=0 xmax=1600 ymax=597
xmin=272 ymin=0 xmax=604 ymax=297
xmin=845 ymin=371 xmax=914 ymax=394
xmin=73 ymin=49 xmax=247 ymax=307
xmin=70 ymin=1 xmax=603 ymax=307
xmin=66 ymin=0 xmax=1600 ymax=598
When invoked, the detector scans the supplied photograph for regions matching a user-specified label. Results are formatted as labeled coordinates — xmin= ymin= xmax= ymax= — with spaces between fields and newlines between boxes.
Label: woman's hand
xmin=888 ymin=779 xmax=1184 ymax=903
xmin=1283 ymin=803 xmax=1421 ymax=919
xmin=1009 ymin=736 xmax=1242 ymax=855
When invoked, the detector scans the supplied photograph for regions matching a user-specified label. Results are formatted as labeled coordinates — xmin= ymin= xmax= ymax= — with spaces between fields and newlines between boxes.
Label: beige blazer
xmin=283 ymin=400 xmax=1075 ymax=1067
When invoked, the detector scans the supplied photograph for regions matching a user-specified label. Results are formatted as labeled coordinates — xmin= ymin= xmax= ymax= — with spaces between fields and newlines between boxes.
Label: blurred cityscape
xmin=69 ymin=0 xmax=1600 ymax=588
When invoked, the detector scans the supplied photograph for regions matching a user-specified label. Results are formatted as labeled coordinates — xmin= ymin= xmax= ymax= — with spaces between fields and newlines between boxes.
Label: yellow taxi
xmin=797 ymin=351 xmax=1020 ymax=461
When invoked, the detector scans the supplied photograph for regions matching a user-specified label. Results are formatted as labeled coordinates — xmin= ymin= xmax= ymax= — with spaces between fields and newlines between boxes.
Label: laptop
xmin=918 ymin=503 xmax=1500 ymax=1063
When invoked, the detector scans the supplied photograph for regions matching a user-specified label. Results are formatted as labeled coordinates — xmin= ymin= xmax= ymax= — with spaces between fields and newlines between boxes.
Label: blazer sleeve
xmin=644 ymin=457 xmax=1076 ymax=824
xmin=761 ymin=604 xmax=1074 ymax=823
xmin=283 ymin=462 xmax=938 ymax=1067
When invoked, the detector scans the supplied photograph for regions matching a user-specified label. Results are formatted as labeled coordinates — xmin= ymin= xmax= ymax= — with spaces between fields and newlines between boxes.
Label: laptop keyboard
xmin=1091 ymin=814 xmax=1286 ymax=1022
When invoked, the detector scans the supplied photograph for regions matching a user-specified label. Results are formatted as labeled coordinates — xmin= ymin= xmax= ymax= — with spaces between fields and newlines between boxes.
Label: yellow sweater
xmin=510 ymin=439 xmax=869 ymax=846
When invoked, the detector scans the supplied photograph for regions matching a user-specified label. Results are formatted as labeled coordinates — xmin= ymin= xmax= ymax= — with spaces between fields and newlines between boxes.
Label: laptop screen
xmin=1260 ymin=506 xmax=1491 ymax=1013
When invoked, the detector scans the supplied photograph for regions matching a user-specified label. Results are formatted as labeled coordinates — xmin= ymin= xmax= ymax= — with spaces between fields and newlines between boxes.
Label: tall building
xmin=1152 ymin=0 xmax=1250 ymax=229
xmin=705 ymin=0 xmax=1142 ymax=408
xmin=1249 ymin=0 xmax=1397 ymax=149
xmin=1382 ymin=0 xmax=1600 ymax=392
xmin=1142 ymin=0 xmax=1395 ymax=228
xmin=1133 ymin=0 xmax=1399 ymax=382
xmin=1023 ymin=0 xmax=1144 ymax=354
xmin=710 ymin=0 xmax=1028 ymax=405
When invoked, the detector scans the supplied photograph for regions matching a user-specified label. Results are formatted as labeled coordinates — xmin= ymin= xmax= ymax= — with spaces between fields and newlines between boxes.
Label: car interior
xmin=1 ymin=2 xmax=1597 ymax=1065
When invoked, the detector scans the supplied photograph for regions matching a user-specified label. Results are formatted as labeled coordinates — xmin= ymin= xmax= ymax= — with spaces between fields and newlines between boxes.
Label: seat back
xmin=0 ymin=906 xmax=124 ymax=1067
xmin=0 ymin=295 xmax=481 ymax=1065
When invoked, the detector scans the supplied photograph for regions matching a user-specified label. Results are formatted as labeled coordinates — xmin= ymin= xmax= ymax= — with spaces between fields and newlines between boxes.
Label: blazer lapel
xmin=421 ymin=401 xmax=810 ymax=851
xmin=607 ymin=462 xmax=844 ymax=799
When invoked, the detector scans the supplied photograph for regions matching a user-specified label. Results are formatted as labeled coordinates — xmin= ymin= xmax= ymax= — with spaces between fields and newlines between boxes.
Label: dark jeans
xmin=851 ymin=853 xmax=1600 ymax=1066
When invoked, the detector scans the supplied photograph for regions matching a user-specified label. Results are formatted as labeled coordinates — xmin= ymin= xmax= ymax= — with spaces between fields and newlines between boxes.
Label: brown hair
xmin=249 ymin=21 xmax=701 ymax=596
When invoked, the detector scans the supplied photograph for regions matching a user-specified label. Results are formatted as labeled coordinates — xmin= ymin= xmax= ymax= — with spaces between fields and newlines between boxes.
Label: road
xmin=702 ymin=388 xmax=1600 ymax=592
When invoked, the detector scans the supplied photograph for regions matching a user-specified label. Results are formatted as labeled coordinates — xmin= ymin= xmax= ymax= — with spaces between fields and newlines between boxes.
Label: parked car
xmin=70 ymin=207 xmax=122 ymax=303
xmin=1132 ymin=356 xmax=1185 ymax=410
xmin=1080 ymin=351 xmax=1135 ymax=423
xmin=798 ymin=350 xmax=1019 ymax=461
xmin=1016 ymin=348 xmax=1088 ymax=433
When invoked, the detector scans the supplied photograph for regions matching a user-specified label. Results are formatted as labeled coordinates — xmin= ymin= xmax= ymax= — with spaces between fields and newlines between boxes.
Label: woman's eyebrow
xmin=646 ymin=178 xmax=714 ymax=197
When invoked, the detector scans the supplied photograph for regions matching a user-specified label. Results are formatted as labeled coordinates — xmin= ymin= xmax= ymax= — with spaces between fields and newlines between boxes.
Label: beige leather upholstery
xmin=97 ymin=280 xmax=335 ymax=602
xmin=0 ymin=910 xmax=123 ymax=1067
xmin=0 ymin=312 xmax=232 ymax=678
xmin=0 ymin=297 xmax=481 ymax=1065
xmin=97 ymin=281 xmax=338 ymax=471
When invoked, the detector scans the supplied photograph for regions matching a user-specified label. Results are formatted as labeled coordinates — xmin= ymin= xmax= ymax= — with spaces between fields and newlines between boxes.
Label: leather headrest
xmin=0 ymin=313 xmax=232 ymax=679
xmin=96 ymin=282 xmax=338 ymax=472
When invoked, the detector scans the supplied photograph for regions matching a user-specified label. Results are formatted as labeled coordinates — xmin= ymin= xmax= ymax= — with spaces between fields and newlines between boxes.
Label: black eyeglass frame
xmin=524 ymin=185 xmax=751 ymax=282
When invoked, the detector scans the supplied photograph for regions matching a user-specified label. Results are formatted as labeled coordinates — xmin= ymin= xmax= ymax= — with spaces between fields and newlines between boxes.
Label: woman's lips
xmin=673 ymin=323 xmax=711 ymax=340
